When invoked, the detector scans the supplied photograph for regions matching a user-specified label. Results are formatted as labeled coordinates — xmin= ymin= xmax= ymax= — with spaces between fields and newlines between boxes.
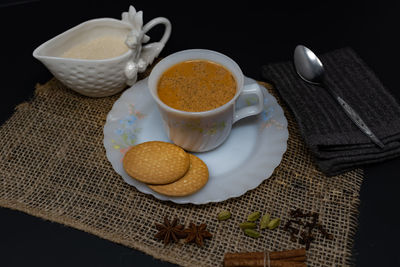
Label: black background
xmin=0 ymin=0 xmax=399 ymax=266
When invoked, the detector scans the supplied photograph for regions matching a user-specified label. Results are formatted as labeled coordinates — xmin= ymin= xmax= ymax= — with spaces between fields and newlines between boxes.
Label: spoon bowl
xmin=293 ymin=45 xmax=325 ymax=85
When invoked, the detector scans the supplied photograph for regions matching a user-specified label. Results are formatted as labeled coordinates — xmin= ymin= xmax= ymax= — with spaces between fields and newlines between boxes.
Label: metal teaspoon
xmin=293 ymin=45 xmax=384 ymax=148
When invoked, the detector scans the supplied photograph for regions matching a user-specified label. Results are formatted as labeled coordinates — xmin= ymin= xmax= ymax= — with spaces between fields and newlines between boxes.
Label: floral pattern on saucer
xmin=260 ymin=98 xmax=286 ymax=131
xmin=110 ymin=104 xmax=146 ymax=154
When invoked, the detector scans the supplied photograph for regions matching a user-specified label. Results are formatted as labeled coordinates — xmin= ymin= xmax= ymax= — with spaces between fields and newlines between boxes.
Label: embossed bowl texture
xmin=33 ymin=18 xmax=133 ymax=97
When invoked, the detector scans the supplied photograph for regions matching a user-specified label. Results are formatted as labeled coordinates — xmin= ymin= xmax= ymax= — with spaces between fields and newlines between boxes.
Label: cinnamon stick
xmin=224 ymin=258 xmax=306 ymax=267
xmin=223 ymin=248 xmax=306 ymax=267
xmin=224 ymin=248 xmax=306 ymax=260
xmin=281 ymin=256 xmax=306 ymax=262
xmin=224 ymin=254 xmax=305 ymax=262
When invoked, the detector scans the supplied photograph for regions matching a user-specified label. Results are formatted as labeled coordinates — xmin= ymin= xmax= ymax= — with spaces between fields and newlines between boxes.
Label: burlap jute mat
xmin=0 ymin=76 xmax=363 ymax=266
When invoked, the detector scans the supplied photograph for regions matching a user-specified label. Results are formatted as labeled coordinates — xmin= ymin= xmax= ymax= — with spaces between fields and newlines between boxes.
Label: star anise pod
xmin=154 ymin=217 xmax=186 ymax=245
xmin=183 ymin=222 xmax=212 ymax=247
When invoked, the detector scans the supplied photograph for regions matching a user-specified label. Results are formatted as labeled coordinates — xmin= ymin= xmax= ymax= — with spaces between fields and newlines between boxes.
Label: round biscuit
xmin=123 ymin=141 xmax=190 ymax=184
xmin=148 ymin=154 xmax=209 ymax=197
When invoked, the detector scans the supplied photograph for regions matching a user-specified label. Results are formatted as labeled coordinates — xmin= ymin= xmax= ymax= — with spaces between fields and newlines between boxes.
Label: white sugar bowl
xmin=33 ymin=6 xmax=171 ymax=97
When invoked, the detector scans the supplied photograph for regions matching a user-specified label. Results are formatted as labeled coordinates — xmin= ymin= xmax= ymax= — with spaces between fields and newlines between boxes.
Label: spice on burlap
xmin=283 ymin=209 xmax=334 ymax=250
xmin=224 ymin=248 xmax=307 ymax=267
xmin=154 ymin=217 xmax=186 ymax=245
xmin=183 ymin=222 xmax=213 ymax=247
xmin=0 ymin=74 xmax=363 ymax=266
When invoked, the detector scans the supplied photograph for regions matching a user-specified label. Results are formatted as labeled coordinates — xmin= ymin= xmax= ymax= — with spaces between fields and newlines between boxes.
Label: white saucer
xmin=103 ymin=77 xmax=288 ymax=204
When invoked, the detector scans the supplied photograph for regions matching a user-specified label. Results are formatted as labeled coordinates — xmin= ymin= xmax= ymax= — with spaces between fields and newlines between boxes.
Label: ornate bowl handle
xmin=142 ymin=17 xmax=171 ymax=47
xmin=122 ymin=6 xmax=171 ymax=86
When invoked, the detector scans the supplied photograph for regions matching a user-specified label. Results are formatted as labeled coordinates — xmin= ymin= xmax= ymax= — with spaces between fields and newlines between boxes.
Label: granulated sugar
xmin=61 ymin=35 xmax=129 ymax=60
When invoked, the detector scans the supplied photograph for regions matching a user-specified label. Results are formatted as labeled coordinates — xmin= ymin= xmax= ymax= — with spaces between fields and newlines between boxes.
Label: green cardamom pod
xmin=247 ymin=211 xmax=261 ymax=222
xmin=267 ymin=218 xmax=281 ymax=230
xmin=217 ymin=210 xmax=231 ymax=221
xmin=239 ymin=222 xmax=257 ymax=229
xmin=244 ymin=228 xmax=260 ymax=238
xmin=260 ymin=213 xmax=271 ymax=229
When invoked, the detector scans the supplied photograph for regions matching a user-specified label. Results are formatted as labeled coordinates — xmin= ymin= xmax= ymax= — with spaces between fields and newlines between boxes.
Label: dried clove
xmin=283 ymin=208 xmax=334 ymax=250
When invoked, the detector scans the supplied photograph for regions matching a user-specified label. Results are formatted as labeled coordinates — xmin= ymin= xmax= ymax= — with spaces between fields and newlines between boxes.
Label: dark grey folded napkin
xmin=262 ymin=47 xmax=400 ymax=176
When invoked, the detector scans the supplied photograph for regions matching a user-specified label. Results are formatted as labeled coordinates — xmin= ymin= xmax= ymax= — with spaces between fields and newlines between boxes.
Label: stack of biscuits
xmin=123 ymin=141 xmax=209 ymax=197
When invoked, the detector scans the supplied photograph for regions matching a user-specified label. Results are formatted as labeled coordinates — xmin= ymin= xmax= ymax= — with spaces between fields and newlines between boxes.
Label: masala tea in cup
xmin=157 ymin=60 xmax=237 ymax=112
xmin=148 ymin=49 xmax=264 ymax=152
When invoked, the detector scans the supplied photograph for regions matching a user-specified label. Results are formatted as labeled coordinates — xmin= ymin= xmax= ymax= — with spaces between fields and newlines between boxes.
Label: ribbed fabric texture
xmin=262 ymin=47 xmax=400 ymax=176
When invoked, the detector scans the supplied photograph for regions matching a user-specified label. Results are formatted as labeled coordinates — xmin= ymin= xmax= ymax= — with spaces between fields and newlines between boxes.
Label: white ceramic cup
xmin=148 ymin=49 xmax=264 ymax=152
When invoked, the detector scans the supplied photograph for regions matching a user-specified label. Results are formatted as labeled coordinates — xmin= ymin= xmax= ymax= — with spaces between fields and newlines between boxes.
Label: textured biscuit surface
xmin=148 ymin=154 xmax=209 ymax=197
xmin=123 ymin=141 xmax=190 ymax=184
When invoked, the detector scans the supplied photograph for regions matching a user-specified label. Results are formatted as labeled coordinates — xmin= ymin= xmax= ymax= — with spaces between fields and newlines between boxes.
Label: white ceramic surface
xmin=148 ymin=49 xmax=264 ymax=152
xmin=33 ymin=6 xmax=171 ymax=97
xmin=103 ymin=76 xmax=288 ymax=204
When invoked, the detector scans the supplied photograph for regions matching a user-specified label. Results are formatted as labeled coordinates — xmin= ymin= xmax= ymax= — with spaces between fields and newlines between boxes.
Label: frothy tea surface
xmin=157 ymin=60 xmax=236 ymax=112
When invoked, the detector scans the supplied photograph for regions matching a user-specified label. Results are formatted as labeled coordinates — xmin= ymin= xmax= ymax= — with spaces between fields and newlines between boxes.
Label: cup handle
xmin=233 ymin=83 xmax=264 ymax=124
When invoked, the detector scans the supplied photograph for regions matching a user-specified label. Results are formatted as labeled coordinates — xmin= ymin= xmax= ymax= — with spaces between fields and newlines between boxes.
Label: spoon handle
xmin=334 ymin=94 xmax=385 ymax=148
